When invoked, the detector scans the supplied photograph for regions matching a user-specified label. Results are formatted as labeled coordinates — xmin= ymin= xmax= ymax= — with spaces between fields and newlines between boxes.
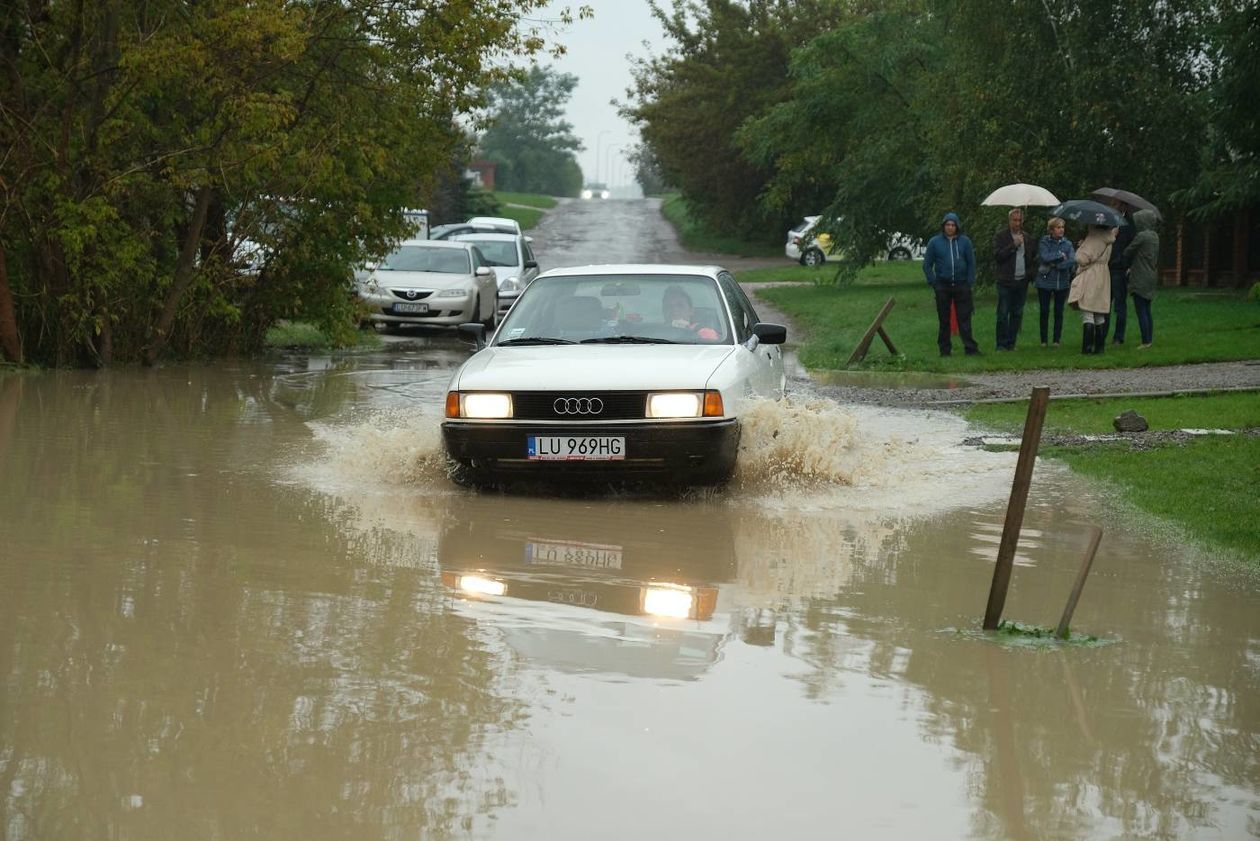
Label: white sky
xmin=541 ymin=0 xmax=665 ymax=188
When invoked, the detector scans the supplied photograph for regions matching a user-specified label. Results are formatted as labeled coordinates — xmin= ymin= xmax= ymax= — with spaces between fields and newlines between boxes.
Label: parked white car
xmin=785 ymin=215 xmax=924 ymax=265
xmin=355 ymin=239 xmax=498 ymax=328
xmin=451 ymin=232 xmax=540 ymax=317
xmin=441 ymin=264 xmax=787 ymax=486
xmin=466 ymin=216 xmax=523 ymax=234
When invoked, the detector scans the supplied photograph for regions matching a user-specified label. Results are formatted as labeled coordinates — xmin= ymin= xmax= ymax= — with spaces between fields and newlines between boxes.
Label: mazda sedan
xmin=356 ymin=239 xmax=498 ymax=328
xmin=441 ymin=265 xmax=787 ymax=486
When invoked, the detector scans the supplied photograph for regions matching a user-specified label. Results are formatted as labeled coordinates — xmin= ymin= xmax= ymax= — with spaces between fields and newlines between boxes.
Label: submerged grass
xmin=264 ymin=321 xmax=382 ymax=351
xmin=747 ymin=275 xmax=1260 ymax=372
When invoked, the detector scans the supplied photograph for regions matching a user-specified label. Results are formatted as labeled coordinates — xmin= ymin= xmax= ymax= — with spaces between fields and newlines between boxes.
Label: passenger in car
xmin=662 ymin=286 xmax=719 ymax=340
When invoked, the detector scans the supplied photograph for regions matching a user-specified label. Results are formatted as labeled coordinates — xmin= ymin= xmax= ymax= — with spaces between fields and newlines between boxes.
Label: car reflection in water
xmin=437 ymin=496 xmax=735 ymax=680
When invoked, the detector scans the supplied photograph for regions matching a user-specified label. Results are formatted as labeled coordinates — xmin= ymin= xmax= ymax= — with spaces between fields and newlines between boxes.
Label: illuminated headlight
xmin=437 ymin=288 xmax=466 ymax=298
xmin=647 ymin=392 xmax=702 ymax=418
xmin=600 ymin=190 xmax=610 ymax=199
xmin=498 ymin=277 xmax=521 ymax=294
xmin=450 ymin=392 xmax=512 ymax=419
xmin=581 ymin=189 xmax=593 ymax=199
xmin=458 ymin=575 xmax=506 ymax=597
xmin=643 ymin=585 xmax=694 ymax=618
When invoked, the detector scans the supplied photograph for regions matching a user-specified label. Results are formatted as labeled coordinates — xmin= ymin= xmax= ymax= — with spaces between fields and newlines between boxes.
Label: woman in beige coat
xmin=1068 ymin=224 xmax=1117 ymax=354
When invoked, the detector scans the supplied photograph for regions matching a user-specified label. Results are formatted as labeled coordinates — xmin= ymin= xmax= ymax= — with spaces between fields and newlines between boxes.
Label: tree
xmin=478 ymin=66 xmax=585 ymax=197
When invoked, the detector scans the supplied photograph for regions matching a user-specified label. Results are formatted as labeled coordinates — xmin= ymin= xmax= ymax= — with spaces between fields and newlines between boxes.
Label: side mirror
xmin=524 ymin=260 xmax=539 ymax=269
xmin=475 ymin=266 xmax=492 ymax=277
xmin=751 ymin=322 xmax=787 ymax=345
xmin=458 ymin=323 xmax=487 ymax=349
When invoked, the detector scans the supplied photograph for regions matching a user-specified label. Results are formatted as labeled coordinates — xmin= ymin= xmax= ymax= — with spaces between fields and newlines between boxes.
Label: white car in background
xmin=355 ymin=239 xmax=498 ymax=329
xmin=441 ymin=264 xmax=787 ymax=487
xmin=785 ymin=215 xmax=925 ymax=265
xmin=452 ymin=232 xmax=541 ymax=318
xmin=466 ymin=216 xmax=523 ymax=234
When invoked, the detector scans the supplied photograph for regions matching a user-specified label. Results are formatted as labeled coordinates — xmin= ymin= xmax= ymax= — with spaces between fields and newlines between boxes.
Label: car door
xmin=718 ymin=272 xmax=784 ymax=398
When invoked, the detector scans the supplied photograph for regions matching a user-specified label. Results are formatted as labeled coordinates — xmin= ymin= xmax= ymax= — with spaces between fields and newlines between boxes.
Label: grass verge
xmin=494 ymin=205 xmax=544 ymax=230
xmin=660 ymin=194 xmax=781 ymax=258
xmin=745 ymin=270 xmax=1260 ymax=372
xmin=963 ymin=393 xmax=1260 ymax=560
xmin=264 ymin=321 xmax=382 ymax=350
xmin=493 ymin=191 xmax=557 ymax=209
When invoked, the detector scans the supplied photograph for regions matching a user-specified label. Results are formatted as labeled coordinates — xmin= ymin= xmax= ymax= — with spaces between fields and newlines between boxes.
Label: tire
xmin=888 ymin=246 xmax=912 ymax=261
xmin=802 ymin=248 xmax=825 ymax=267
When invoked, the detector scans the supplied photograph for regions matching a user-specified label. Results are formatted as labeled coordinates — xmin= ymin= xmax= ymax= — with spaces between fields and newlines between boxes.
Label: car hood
xmin=372 ymin=270 xmax=473 ymax=289
xmin=453 ymin=344 xmax=736 ymax=391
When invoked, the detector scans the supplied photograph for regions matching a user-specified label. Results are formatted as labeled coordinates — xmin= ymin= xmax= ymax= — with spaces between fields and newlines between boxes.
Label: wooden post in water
xmin=983 ymin=386 xmax=1050 ymax=631
xmin=1055 ymin=526 xmax=1103 ymax=640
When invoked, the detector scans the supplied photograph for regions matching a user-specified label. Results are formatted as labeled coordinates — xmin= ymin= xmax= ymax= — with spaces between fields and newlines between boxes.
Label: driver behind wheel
xmin=662 ymin=286 xmax=719 ymax=340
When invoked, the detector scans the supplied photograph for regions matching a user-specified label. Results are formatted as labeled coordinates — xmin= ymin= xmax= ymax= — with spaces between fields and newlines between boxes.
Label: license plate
xmin=525 ymin=540 xmax=623 ymax=570
xmin=527 ymin=436 xmax=625 ymax=460
xmin=393 ymin=301 xmax=428 ymax=314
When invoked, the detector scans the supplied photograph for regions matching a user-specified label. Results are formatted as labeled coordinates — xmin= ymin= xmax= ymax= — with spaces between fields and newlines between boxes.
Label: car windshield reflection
xmin=494 ymin=274 xmax=731 ymax=345
xmin=379 ymin=245 xmax=471 ymax=273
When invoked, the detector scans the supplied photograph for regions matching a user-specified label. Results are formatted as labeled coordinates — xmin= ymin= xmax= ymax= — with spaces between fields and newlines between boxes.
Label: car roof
xmin=451 ymin=232 xmax=520 ymax=242
xmin=466 ymin=216 xmax=521 ymax=229
xmin=536 ymin=264 xmax=725 ymax=280
xmin=397 ymin=238 xmax=473 ymax=250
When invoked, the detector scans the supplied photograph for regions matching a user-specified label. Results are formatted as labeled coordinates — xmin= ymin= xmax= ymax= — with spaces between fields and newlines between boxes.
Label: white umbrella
xmin=981 ymin=183 xmax=1061 ymax=207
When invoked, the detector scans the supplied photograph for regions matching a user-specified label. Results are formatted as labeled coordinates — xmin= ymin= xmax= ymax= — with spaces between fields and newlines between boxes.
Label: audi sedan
xmin=355 ymin=239 xmax=498 ymax=328
xmin=441 ymin=265 xmax=787 ymax=486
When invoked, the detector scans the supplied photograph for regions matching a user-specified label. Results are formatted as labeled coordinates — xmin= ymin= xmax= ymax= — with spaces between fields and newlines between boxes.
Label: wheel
xmin=888 ymin=246 xmax=912 ymax=261
xmin=802 ymin=248 xmax=825 ymax=267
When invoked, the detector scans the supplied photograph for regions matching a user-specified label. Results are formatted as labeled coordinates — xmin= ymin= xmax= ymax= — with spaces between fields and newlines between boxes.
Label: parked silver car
xmin=355 ymin=240 xmax=498 ymax=328
xmin=452 ymin=232 xmax=540 ymax=317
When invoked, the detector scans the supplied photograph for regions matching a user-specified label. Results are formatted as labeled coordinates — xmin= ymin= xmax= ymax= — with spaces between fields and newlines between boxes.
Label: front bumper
xmin=442 ymin=419 xmax=740 ymax=484
xmin=358 ymin=290 xmax=474 ymax=326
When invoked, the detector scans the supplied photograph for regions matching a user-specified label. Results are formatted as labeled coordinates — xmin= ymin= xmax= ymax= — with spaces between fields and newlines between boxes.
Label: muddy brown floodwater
xmin=1 ymin=200 xmax=1257 ymax=840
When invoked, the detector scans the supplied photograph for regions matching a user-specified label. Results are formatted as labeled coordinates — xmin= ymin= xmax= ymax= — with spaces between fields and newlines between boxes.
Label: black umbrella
xmin=1091 ymin=187 xmax=1162 ymax=220
xmin=1051 ymin=199 xmax=1128 ymax=228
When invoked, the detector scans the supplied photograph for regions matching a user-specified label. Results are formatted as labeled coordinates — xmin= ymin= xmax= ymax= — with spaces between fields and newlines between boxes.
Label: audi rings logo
xmin=553 ymin=397 xmax=604 ymax=415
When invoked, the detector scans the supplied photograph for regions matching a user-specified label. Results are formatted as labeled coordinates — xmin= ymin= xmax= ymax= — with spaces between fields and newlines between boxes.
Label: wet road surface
xmin=1 ymin=199 xmax=1257 ymax=840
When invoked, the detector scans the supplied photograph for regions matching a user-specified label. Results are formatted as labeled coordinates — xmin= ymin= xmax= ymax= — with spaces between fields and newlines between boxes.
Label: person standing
xmin=923 ymin=211 xmax=980 ymax=356
xmin=1067 ymin=224 xmax=1116 ymax=354
xmin=1124 ymin=209 xmax=1160 ymax=348
xmin=993 ymin=208 xmax=1032 ymax=350
xmin=1104 ymin=202 xmax=1136 ymax=344
xmin=1035 ymin=217 xmax=1075 ymax=347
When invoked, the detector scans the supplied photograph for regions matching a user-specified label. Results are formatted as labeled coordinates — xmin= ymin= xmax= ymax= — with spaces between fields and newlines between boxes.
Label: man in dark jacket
xmin=922 ymin=211 xmax=980 ymax=356
xmin=1103 ymin=202 xmax=1135 ymax=344
xmin=992 ymin=208 xmax=1032 ymax=350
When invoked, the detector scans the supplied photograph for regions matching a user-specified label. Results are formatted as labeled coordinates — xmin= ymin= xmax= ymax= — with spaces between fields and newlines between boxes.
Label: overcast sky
xmin=543 ymin=0 xmax=665 ymax=188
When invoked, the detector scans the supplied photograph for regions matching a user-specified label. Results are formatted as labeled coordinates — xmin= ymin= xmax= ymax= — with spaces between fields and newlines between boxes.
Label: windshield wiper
xmin=496 ymin=336 xmax=576 ymax=346
xmin=579 ymin=336 xmax=679 ymax=344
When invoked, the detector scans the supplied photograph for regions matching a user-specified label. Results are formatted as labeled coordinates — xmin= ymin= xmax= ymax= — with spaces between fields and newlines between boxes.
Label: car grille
xmin=390 ymin=289 xmax=433 ymax=300
xmin=512 ymin=391 xmax=647 ymax=421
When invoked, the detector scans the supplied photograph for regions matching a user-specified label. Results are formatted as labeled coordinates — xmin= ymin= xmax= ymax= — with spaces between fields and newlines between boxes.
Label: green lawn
xmin=264 ymin=321 xmax=382 ymax=350
xmin=964 ymin=393 xmax=1260 ymax=560
xmin=746 ymin=269 xmax=1260 ymax=372
xmin=660 ymin=194 xmax=781 ymax=258
xmin=494 ymin=205 xmax=545 ymax=230
xmin=493 ymin=191 xmax=558 ymax=209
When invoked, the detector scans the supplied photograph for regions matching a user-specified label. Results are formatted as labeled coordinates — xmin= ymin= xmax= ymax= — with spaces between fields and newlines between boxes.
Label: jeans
xmin=995 ymin=282 xmax=1028 ymax=349
xmin=1037 ymin=287 xmax=1068 ymax=344
xmin=933 ymin=284 xmax=978 ymax=354
xmin=1132 ymin=294 xmax=1153 ymax=343
xmin=1110 ymin=270 xmax=1128 ymax=342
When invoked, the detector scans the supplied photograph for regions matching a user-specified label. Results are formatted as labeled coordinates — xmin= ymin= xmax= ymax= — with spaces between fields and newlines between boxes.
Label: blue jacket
xmin=1036 ymin=235 xmax=1075 ymax=291
xmin=922 ymin=212 xmax=976 ymax=286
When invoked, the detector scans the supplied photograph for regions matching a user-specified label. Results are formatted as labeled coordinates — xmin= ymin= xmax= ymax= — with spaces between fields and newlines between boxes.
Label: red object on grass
xmin=950 ymin=301 xmax=959 ymax=335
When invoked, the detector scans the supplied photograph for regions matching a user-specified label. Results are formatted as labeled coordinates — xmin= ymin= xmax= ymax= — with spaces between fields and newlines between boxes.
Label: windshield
xmin=379 ymin=245 xmax=470 ymax=274
xmin=462 ymin=239 xmax=518 ymax=267
xmin=494 ymin=274 xmax=731 ymax=345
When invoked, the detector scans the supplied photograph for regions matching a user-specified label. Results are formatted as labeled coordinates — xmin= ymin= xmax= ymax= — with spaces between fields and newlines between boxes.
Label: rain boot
xmin=1081 ymin=323 xmax=1095 ymax=354
xmin=1094 ymin=316 xmax=1108 ymax=354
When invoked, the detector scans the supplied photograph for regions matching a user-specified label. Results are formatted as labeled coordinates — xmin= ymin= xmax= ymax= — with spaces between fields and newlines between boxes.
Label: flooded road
xmin=2 ymin=200 xmax=1258 ymax=839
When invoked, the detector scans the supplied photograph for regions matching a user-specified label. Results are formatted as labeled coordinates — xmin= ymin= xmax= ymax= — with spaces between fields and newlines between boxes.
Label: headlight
xmin=498 ymin=277 xmax=521 ymax=294
xmin=437 ymin=288 xmax=466 ymax=298
xmin=642 ymin=585 xmax=694 ymax=618
xmin=600 ymin=190 xmax=610 ymax=199
xmin=447 ymin=391 xmax=513 ymax=419
xmin=581 ymin=189 xmax=593 ymax=199
xmin=646 ymin=390 xmax=724 ymax=418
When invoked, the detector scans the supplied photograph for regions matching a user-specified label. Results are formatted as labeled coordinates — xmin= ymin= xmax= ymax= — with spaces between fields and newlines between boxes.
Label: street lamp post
xmin=604 ymin=144 xmax=622 ymax=188
xmin=593 ymin=130 xmax=612 ymax=184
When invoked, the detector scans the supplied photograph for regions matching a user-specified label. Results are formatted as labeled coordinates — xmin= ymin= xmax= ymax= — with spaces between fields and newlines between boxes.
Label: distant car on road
xmin=451 ymin=232 xmax=541 ymax=318
xmin=441 ymin=263 xmax=787 ymax=487
xmin=581 ymin=183 xmax=611 ymax=200
xmin=785 ymin=215 xmax=924 ymax=265
xmin=355 ymin=239 xmax=498 ymax=329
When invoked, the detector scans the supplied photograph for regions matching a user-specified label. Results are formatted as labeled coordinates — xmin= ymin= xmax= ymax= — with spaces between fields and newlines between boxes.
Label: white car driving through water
xmin=442 ymin=264 xmax=787 ymax=486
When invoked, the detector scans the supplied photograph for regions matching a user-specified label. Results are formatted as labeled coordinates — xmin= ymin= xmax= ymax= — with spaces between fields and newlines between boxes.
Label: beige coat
xmin=1068 ymin=227 xmax=1116 ymax=313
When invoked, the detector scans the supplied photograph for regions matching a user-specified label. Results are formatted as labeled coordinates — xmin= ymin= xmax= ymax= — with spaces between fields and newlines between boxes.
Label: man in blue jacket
xmin=922 ymin=211 xmax=980 ymax=356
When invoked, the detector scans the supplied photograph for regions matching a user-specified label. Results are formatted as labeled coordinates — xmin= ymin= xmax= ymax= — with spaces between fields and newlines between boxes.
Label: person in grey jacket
xmin=1035 ymin=217 xmax=1075 ymax=346
xmin=1124 ymin=208 xmax=1160 ymax=348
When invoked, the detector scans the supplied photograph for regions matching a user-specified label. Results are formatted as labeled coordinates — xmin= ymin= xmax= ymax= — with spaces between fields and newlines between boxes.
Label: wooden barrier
xmin=845 ymin=297 xmax=899 ymax=366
